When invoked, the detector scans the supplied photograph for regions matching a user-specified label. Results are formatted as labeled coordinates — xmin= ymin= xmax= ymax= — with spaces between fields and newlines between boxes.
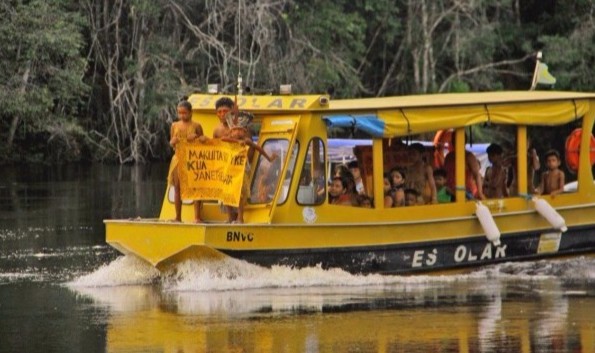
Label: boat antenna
xmin=236 ymin=0 xmax=243 ymax=96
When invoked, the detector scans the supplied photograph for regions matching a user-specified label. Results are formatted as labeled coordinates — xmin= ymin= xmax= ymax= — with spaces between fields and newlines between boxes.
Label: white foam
xmin=68 ymin=255 xmax=160 ymax=287
xmin=161 ymin=257 xmax=460 ymax=292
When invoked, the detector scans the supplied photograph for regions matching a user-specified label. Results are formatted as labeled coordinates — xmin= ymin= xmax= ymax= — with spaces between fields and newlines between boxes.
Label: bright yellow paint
xmin=106 ymin=90 xmax=595 ymax=271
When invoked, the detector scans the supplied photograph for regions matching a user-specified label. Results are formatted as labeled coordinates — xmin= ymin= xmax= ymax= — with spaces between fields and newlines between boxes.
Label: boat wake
xmin=68 ymin=254 xmax=595 ymax=291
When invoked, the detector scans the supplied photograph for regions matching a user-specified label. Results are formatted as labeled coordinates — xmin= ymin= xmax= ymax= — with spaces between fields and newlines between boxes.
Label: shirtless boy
xmin=483 ymin=143 xmax=509 ymax=198
xmin=212 ymin=97 xmax=234 ymax=138
xmin=218 ymin=110 xmax=277 ymax=223
xmin=169 ymin=100 xmax=204 ymax=222
xmin=538 ymin=149 xmax=565 ymax=197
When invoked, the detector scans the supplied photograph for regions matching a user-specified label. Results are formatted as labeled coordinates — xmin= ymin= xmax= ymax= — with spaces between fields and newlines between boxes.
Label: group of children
xmin=169 ymin=97 xmax=275 ymax=224
xmin=331 ymin=140 xmax=566 ymax=208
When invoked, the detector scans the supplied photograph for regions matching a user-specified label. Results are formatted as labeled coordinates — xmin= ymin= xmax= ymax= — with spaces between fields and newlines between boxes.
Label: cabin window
xmin=297 ymin=138 xmax=326 ymax=205
xmin=529 ymin=120 xmax=580 ymax=195
xmin=249 ymin=138 xmax=290 ymax=204
xmin=324 ymin=115 xmax=375 ymax=207
xmin=277 ymin=143 xmax=299 ymax=205
xmin=380 ymin=134 xmax=445 ymax=206
xmin=466 ymin=124 xmax=517 ymax=199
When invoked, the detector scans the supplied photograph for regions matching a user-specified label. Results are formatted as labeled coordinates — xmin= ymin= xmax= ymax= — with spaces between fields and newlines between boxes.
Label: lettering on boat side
xmin=226 ymin=231 xmax=254 ymax=242
xmin=195 ymin=96 xmax=308 ymax=110
xmin=411 ymin=243 xmax=507 ymax=268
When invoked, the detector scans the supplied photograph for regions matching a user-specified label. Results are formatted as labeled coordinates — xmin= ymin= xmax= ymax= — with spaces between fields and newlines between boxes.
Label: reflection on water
xmin=0 ymin=164 xmax=594 ymax=353
xmin=68 ymin=256 xmax=595 ymax=353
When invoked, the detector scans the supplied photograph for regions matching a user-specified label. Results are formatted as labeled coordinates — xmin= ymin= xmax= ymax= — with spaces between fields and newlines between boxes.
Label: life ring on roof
xmin=433 ymin=129 xmax=454 ymax=168
xmin=564 ymin=128 xmax=595 ymax=173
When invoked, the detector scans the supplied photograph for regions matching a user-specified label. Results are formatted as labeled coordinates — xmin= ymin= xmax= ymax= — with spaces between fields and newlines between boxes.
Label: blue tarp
xmin=322 ymin=115 xmax=385 ymax=137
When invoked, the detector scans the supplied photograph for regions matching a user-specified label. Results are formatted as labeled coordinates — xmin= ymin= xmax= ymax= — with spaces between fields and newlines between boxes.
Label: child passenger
xmin=212 ymin=97 xmax=234 ymax=138
xmin=220 ymin=110 xmax=277 ymax=223
xmin=329 ymin=176 xmax=354 ymax=206
xmin=389 ymin=167 xmax=406 ymax=207
xmin=168 ymin=100 xmax=204 ymax=222
xmin=404 ymin=188 xmax=420 ymax=206
xmin=383 ymin=173 xmax=395 ymax=207
xmin=433 ymin=168 xmax=452 ymax=203
xmin=483 ymin=143 xmax=509 ymax=198
xmin=538 ymin=149 xmax=565 ymax=197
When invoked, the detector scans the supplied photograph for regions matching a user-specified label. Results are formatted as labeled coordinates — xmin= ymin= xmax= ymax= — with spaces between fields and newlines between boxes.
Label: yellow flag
xmin=176 ymin=139 xmax=248 ymax=207
xmin=536 ymin=63 xmax=556 ymax=85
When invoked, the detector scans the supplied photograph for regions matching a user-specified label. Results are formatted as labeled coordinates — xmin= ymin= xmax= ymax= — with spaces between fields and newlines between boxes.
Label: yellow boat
xmin=105 ymin=90 xmax=595 ymax=274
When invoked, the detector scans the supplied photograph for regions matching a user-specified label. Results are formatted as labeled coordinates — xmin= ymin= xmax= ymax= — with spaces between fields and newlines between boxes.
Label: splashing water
xmin=69 ymin=254 xmax=595 ymax=292
xmin=69 ymin=255 xmax=160 ymax=287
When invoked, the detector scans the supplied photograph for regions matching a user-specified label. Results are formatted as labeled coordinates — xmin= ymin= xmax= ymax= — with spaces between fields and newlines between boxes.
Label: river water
xmin=0 ymin=164 xmax=593 ymax=353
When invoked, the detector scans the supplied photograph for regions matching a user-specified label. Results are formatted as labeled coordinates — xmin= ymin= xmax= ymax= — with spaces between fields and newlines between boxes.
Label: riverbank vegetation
xmin=1 ymin=0 xmax=594 ymax=164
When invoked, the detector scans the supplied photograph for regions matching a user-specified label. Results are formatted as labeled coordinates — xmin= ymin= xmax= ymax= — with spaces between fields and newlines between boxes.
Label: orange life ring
xmin=433 ymin=129 xmax=454 ymax=168
xmin=564 ymin=128 xmax=595 ymax=173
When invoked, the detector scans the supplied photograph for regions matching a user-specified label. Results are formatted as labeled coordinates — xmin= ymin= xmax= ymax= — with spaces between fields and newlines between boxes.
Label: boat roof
xmin=188 ymin=90 xmax=595 ymax=138
xmin=328 ymin=91 xmax=595 ymax=111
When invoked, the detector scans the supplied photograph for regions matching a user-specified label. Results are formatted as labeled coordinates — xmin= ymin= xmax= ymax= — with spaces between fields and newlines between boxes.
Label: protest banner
xmin=176 ymin=139 xmax=248 ymax=207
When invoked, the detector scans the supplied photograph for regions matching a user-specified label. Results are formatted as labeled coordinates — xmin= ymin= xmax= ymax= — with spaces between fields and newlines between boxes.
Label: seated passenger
xmin=405 ymin=143 xmax=437 ymax=204
xmin=389 ymin=167 xmax=406 ymax=207
xmin=383 ymin=173 xmax=395 ymax=207
xmin=404 ymin=188 xmax=420 ymax=206
xmin=356 ymin=194 xmax=373 ymax=208
xmin=483 ymin=143 xmax=509 ymax=198
xmin=433 ymin=168 xmax=452 ymax=203
xmin=329 ymin=176 xmax=355 ymax=206
xmin=537 ymin=149 xmax=565 ymax=197
xmin=347 ymin=160 xmax=365 ymax=194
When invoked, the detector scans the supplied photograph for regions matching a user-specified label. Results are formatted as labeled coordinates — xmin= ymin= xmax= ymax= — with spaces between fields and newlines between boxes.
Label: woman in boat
xmin=168 ymin=100 xmax=204 ymax=222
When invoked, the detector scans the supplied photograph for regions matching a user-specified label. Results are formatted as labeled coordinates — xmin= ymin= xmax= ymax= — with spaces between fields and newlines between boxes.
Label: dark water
xmin=0 ymin=164 xmax=593 ymax=353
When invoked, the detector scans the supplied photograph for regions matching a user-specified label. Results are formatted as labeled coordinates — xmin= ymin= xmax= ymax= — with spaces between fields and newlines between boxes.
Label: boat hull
xmin=105 ymin=220 xmax=595 ymax=275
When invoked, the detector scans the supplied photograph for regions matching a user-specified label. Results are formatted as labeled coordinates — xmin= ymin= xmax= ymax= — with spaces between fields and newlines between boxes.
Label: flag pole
xmin=529 ymin=51 xmax=542 ymax=91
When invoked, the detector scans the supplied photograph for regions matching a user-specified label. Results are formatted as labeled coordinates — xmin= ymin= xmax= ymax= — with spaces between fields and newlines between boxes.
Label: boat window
xmin=277 ymin=142 xmax=299 ymax=205
xmin=381 ymin=135 xmax=445 ymax=206
xmin=249 ymin=139 xmax=290 ymax=204
xmin=529 ymin=120 xmax=580 ymax=195
xmin=323 ymin=114 xmax=377 ymax=207
xmin=297 ymin=138 xmax=326 ymax=205
xmin=468 ymin=124 xmax=517 ymax=199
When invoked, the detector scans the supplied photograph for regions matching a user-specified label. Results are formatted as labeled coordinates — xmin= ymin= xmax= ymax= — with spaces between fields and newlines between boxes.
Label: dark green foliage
xmin=1 ymin=0 xmax=594 ymax=164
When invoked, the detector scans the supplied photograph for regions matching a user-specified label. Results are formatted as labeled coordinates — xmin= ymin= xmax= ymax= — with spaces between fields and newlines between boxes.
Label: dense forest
xmin=1 ymin=0 xmax=595 ymax=164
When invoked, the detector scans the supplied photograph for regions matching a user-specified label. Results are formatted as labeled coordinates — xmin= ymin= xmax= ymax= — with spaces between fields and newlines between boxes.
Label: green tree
xmin=0 ymin=0 xmax=88 ymax=162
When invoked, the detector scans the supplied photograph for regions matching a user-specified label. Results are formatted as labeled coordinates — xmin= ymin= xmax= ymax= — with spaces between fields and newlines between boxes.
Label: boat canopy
xmin=326 ymin=91 xmax=593 ymax=138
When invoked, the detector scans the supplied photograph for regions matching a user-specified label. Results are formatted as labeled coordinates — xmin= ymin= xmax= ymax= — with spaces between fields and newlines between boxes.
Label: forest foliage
xmin=1 ymin=0 xmax=595 ymax=164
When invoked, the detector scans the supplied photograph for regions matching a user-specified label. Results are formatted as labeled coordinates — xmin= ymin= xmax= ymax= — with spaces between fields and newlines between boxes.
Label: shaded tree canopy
xmin=1 ymin=0 xmax=594 ymax=164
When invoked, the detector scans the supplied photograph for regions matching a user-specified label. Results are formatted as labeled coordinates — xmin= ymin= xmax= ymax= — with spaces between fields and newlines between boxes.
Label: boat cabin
xmin=163 ymin=91 xmax=595 ymax=225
